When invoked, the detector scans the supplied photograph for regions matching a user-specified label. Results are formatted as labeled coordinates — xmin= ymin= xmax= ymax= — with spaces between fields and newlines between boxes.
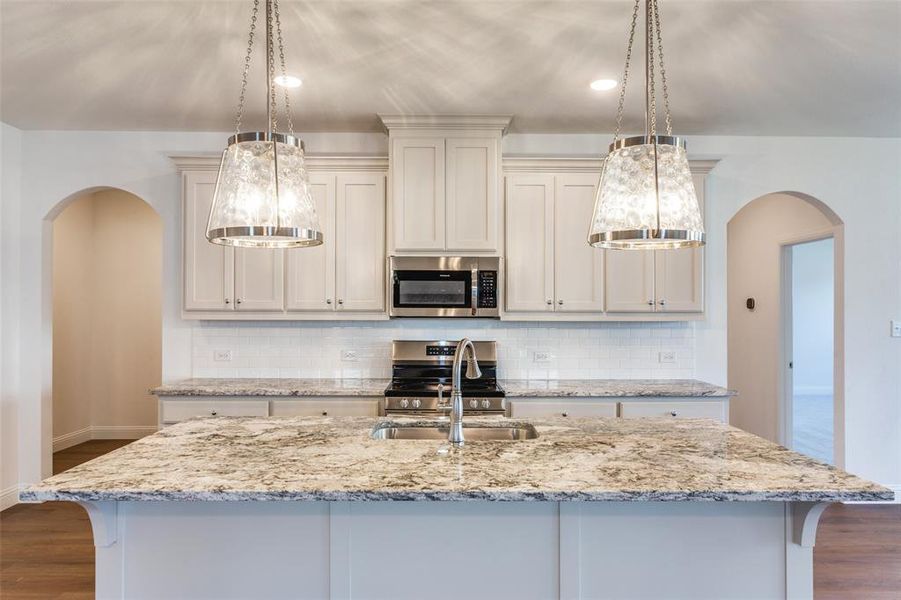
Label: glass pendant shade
xmin=207 ymin=132 xmax=323 ymax=248
xmin=588 ymin=135 xmax=705 ymax=250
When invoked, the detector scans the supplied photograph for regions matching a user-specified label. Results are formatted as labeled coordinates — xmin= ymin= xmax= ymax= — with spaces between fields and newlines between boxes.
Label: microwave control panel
xmin=477 ymin=271 xmax=498 ymax=309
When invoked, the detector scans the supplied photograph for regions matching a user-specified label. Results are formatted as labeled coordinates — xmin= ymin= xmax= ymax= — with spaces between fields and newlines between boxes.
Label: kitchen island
xmin=21 ymin=416 xmax=891 ymax=599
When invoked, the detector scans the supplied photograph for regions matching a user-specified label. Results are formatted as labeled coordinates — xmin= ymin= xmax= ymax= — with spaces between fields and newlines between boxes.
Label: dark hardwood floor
xmin=1 ymin=440 xmax=899 ymax=599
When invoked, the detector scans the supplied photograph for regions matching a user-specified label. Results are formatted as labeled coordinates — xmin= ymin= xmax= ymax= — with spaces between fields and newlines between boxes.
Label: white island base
xmin=79 ymin=500 xmax=828 ymax=600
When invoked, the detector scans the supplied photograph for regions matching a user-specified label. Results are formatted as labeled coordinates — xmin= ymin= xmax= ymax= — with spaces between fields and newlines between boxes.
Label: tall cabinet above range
xmin=380 ymin=115 xmax=510 ymax=255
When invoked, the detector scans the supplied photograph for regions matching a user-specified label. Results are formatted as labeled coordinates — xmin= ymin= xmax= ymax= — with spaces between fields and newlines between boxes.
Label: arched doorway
xmin=47 ymin=188 xmax=162 ymax=460
xmin=727 ymin=192 xmax=844 ymax=466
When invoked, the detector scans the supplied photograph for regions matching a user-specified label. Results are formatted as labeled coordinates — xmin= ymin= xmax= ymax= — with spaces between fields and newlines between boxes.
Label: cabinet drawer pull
xmin=561 ymin=412 xmax=568 ymax=417
xmin=321 ymin=411 xmax=328 ymax=416
xmin=669 ymin=411 xmax=677 ymax=417
xmin=211 ymin=411 xmax=218 ymax=416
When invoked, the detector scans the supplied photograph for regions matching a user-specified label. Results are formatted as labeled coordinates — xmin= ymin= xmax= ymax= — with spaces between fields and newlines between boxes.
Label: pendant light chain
xmin=234 ymin=0 xmax=260 ymax=136
xmin=652 ymin=0 xmax=673 ymax=136
xmin=266 ymin=0 xmax=278 ymax=134
xmin=273 ymin=0 xmax=295 ymax=136
xmin=646 ymin=0 xmax=657 ymax=137
xmin=612 ymin=0 xmax=641 ymax=144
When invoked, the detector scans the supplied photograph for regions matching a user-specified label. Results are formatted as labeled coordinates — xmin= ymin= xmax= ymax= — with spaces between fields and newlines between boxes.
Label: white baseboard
xmin=52 ymin=426 xmax=93 ymax=452
xmin=91 ymin=425 xmax=157 ymax=440
xmin=1 ymin=485 xmax=21 ymax=512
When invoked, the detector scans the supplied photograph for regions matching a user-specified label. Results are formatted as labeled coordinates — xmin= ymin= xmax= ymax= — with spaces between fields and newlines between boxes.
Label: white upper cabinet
xmin=605 ymin=250 xmax=657 ymax=312
xmin=505 ymin=174 xmax=555 ymax=312
xmin=286 ymin=173 xmax=335 ymax=311
xmin=183 ymin=170 xmax=234 ymax=311
xmin=233 ymin=247 xmax=285 ymax=311
xmin=390 ymin=137 xmax=446 ymax=251
xmin=554 ymin=174 xmax=604 ymax=312
xmin=382 ymin=115 xmax=508 ymax=255
xmin=336 ymin=173 xmax=386 ymax=311
xmin=445 ymin=137 xmax=499 ymax=252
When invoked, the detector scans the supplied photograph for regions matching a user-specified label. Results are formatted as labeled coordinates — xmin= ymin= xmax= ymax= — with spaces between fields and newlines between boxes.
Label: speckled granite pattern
xmin=502 ymin=379 xmax=734 ymax=398
xmin=21 ymin=416 xmax=890 ymax=503
xmin=152 ymin=378 xmax=389 ymax=397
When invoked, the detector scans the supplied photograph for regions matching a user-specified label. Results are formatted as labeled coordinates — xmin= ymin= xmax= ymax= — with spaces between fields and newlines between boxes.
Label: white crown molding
xmin=503 ymin=155 xmax=720 ymax=174
xmin=169 ymin=154 xmax=388 ymax=172
xmin=378 ymin=114 xmax=512 ymax=133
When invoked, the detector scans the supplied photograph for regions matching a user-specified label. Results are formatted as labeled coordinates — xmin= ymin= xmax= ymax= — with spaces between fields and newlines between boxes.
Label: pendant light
xmin=588 ymin=0 xmax=705 ymax=250
xmin=206 ymin=0 xmax=322 ymax=248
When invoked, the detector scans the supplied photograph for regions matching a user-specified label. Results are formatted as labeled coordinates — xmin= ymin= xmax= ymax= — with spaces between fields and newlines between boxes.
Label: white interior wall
xmin=51 ymin=190 xmax=163 ymax=449
xmin=725 ymin=194 xmax=835 ymax=444
xmin=1 ymin=128 xmax=899 ymax=501
xmin=791 ymin=239 xmax=834 ymax=395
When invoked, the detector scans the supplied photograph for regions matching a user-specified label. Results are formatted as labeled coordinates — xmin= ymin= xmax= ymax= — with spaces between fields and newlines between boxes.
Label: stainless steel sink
xmin=371 ymin=422 xmax=539 ymax=441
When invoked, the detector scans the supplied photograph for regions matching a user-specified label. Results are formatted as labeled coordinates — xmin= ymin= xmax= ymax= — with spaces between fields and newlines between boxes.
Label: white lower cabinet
xmin=619 ymin=399 xmax=727 ymax=421
xmin=508 ymin=397 xmax=729 ymax=423
xmin=509 ymin=401 xmax=617 ymax=418
xmin=270 ymin=398 xmax=380 ymax=417
xmin=159 ymin=399 xmax=269 ymax=425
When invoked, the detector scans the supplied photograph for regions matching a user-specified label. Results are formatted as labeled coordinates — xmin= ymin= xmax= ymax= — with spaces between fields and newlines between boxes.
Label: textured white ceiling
xmin=2 ymin=0 xmax=899 ymax=135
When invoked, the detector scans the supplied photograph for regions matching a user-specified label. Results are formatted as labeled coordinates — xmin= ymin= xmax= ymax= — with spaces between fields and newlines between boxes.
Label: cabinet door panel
xmin=337 ymin=173 xmax=386 ymax=311
xmin=654 ymin=173 xmax=705 ymax=312
xmin=391 ymin=138 xmax=445 ymax=251
xmin=509 ymin=401 xmax=617 ymax=418
xmin=504 ymin=175 xmax=554 ymax=312
xmin=234 ymin=247 xmax=285 ymax=311
xmin=184 ymin=171 xmax=233 ymax=311
xmin=270 ymin=399 xmax=380 ymax=417
xmin=446 ymin=137 xmax=498 ymax=252
xmin=554 ymin=174 xmax=604 ymax=312
xmin=605 ymin=250 xmax=656 ymax=312
xmin=619 ymin=400 xmax=726 ymax=422
xmin=286 ymin=174 xmax=335 ymax=311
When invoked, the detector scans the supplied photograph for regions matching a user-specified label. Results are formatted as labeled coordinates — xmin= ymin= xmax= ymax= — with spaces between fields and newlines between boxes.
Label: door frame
xmin=778 ymin=229 xmax=842 ymax=465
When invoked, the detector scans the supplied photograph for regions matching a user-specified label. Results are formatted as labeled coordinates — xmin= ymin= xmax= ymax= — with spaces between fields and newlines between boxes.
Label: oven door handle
xmin=471 ymin=267 xmax=479 ymax=316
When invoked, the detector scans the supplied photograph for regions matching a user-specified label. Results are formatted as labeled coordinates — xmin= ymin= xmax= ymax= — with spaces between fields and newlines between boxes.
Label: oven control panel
xmin=425 ymin=345 xmax=457 ymax=357
xmin=384 ymin=396 xmax=506 ymax=413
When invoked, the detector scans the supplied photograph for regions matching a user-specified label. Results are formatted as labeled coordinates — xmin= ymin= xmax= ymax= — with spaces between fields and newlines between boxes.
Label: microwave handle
xmin=471 ymin=266 xmax=479 ymax=316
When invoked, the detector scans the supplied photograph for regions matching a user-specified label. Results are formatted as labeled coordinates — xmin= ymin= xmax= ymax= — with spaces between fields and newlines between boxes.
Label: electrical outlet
xmin=213 ymin=350 xmax=232 ymax=362
xmin=892 ymin=320 xmax=901 ymax=338
xmin=658 ymin=351 xmax=676 ymax=364
xmin=534 ymin=351 xmax=552 ymax=363
xmin=341 ymin=350 xmax=358 ymax=362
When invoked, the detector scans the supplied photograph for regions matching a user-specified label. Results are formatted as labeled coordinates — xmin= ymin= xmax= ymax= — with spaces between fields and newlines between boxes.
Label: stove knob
xmin=481 ymin=399 xmax=491 ymax=409
xmin=399 ymin=398 xmax=409 ymax=409
xmin=469 ymin=399 xmax=479 ymax=409
xmin=411 ymin=399 xmax=422 ymax=409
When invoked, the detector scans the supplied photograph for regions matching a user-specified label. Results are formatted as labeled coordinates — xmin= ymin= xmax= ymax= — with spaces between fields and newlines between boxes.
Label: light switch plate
xmin=892 ymin=320 xmax=901 ymax=338
xmin=214 ymin=350 xmax=232 ymax=362
xmin=659 ymin=351 xmax=677 ymax=364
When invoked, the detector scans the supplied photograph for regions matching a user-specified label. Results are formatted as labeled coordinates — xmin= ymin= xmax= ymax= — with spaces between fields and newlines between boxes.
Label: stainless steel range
xmin=383 ymin=340 xmax=506 ymax=415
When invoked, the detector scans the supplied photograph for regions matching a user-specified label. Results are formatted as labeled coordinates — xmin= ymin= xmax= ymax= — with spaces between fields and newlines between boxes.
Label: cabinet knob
xmin=561 ymin=412 xmax=568 ymax=417
xmin=558 ymin=300 xmax=564 ymax=305
xmin=647 ymin=300 xmax=655 ymax=306
xmin=659 ymin=299 xmax=667 ymax=307
xmin=236 ymin=299 xmax=242 ymax=305
xmin=224 ymin=298 xmax=230 ymax=305
xmin=211 ymin=411 xmax=218 ymax=416
xmin=321 ymin=411 xmax=328 ymax=416
xmin=326 ymin=299 xmax=332 ymax=305
xmin=669 ymin=411 xmax=677 ymax=417
xmin=337 ymin=299 xmax=344 ymax=305
xmin=546 ymin=299 xmax=553 ymax=305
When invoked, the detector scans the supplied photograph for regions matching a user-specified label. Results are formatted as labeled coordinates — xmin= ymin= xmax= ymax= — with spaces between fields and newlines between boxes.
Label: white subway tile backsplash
xmin=189 ymin=320 xmax=696 ymax=380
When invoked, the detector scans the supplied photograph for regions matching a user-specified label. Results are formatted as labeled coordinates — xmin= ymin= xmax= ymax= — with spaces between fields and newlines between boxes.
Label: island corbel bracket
xmin=791 ymin=501 xmax=830 ymax=547
xmin=77 ymin=500 xmax=118 ymax=547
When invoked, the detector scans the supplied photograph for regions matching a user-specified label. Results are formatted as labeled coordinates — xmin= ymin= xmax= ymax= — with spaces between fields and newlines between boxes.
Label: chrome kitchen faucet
xmin=444 ymin=338 xmax=482 ymax=446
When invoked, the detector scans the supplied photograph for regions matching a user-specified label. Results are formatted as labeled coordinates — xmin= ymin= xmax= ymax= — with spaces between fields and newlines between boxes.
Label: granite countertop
xmin=152 ymin=378 xmax=390 ymax=397
xmin=153 ymin=378 xmax=733 ymax=399
xmin=21 ymin=416 xmax=891 ymax=503
xmin=501 ymin=379 xmax=734 ymax=398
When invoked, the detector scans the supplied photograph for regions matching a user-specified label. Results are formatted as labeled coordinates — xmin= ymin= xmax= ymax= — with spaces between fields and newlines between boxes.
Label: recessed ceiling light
xmin=274 ymin=75 xmax=302 ymax=88
xmin=590 ymin=79 xmax=618 ymax=91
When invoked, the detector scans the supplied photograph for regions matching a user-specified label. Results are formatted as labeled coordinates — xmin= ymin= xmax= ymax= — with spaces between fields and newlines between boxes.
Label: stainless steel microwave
xmin=388 ymin=256 xmax=500 ymax=318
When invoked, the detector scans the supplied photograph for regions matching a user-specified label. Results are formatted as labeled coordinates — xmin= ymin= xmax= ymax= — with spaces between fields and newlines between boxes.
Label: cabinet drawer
xmin=509 ymin=401 xmax=617 ymax=418
xmin=270 ymin=399 xmax=380 ymax=417
xmin=160 ymin=399 xmax=269 ymax=424
xmin=619 ymin=401 xmax=726 ymax=422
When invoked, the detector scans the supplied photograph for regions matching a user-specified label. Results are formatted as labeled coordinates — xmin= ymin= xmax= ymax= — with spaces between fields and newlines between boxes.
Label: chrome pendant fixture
xmin=207 ymin=0 xmax=322 ymax=248
xmin=588 ymin=0 xmax=705 ymax=250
